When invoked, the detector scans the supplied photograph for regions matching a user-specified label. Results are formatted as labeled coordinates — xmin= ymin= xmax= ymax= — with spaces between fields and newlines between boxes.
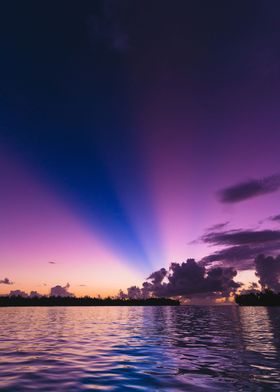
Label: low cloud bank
xmin=7 ymin=283 xmax=74 ymax=298
xmin=9 ymin=290 xmax=28 ymax=297
xmin=30 ymin=291 xmax=43 ymax=298
xmin=121 ymin=259 xmax=241 ymax=301
xmin=121 ymin=254 xmax=280 ymax=301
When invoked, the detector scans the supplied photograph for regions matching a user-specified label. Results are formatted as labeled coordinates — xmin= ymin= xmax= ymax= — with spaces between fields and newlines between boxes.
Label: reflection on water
xmin=0 ymin=306 xmax=280 ymax=391
xmin=240 ymin=307 xmax=276 ymax=357
xmin=239 ymin=307 xmax=280 ymax=387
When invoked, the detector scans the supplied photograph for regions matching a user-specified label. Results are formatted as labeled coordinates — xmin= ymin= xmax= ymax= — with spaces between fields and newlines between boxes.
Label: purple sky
xmin=1 ymin=1 xmax=280 ymax=299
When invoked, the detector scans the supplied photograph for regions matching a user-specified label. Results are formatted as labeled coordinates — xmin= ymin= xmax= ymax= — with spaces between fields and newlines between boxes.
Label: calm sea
xmin=0 ymin=306 xmax=280 ymax=391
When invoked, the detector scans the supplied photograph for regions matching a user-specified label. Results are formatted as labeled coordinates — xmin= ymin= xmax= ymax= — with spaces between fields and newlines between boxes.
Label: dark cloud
xmin=270 ymin=214 xmax=280 ymax=222
xmin=147 ymin=268 xmax=167 ymax=285
xmin=219 ymin=174 xmax=280 ymax=203
xmin=155 ymin=260 xmax=240 ymax=298
xmin=141 ymin=281 xmax=152 ymax=299
xmin=48 ymin=261 xmax=56 ymax=264
xmin=123 ymin=259 xmax=240 ymax=301
xmin=201 ymin=229 xmax=280 ymax=246
xmin=125 ymin=275 xmax=166 ymax=300
xmin=202 ymin=245 xmax=266 ymax=269
xmin=0 ymin=277 xmax=13 ymax=285
xmin=204 ymin=243 xmax=280 ymax=265
xmin=200 ymin=229 xmax=280 ymax=269
xmin=255 ymin=254 xmax=280 ymax=292
xmin=50 ymin=283 xmax=74 ymax=297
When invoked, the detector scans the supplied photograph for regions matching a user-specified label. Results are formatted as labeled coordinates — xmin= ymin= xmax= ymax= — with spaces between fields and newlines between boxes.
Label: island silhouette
xmin=0 ymin=296 xmax=180 ymax=307
xmin=235 ymin=290 xmax=280 ymax=306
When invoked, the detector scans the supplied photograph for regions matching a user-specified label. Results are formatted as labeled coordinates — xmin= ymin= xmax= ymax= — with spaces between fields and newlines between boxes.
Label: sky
xmin=1 ymin=1 xmax=280 ymax=299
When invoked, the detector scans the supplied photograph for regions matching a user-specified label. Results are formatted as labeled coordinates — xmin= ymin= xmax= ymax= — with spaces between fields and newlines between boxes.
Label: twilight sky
xmin=1 ymin=1 xmax=280 ymax=298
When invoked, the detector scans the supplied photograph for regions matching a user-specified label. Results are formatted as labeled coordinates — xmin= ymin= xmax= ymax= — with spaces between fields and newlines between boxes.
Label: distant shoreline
xmin=0 ymin=296 xmax=180 ymax=307
xmin=235 ymin=290 xmax=280 ymax=306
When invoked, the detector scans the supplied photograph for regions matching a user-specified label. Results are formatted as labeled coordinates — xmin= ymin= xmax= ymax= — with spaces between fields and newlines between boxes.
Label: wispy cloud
xmin=205 ymin=222 xmax=229 ymax=232
xmin=219 ymin=174 xmax=280 ymax=203
xmin=0 ymin=278 xmax=13 ymax=285
xmin=201 ymin=229 xmax=280 ymax=246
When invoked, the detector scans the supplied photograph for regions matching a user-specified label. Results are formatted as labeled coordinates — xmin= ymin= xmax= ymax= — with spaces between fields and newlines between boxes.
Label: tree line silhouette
xmin=0 ymin=296 xmax=180 ymax=307
xmin=235 ymin=290 xmax=280 ymax=306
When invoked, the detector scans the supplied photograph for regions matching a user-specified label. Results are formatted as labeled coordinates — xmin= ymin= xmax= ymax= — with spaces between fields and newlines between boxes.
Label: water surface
xmin=0 ymin=306 xmax=280 ymax=391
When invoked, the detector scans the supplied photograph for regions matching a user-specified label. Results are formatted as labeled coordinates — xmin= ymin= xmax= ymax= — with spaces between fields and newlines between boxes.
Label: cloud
xmin=118 ymin=289 xmax=127 ymax=300
xmin=219 ymin=174 xmax=280 ymax=203
xmin=270 ymin=214 xmax=280 ymax=222
xmin=123 ymin=260 xmax=240 ymax=301
xmin=141 ymin=282 xmax=153 ymax=299
xmin=255 ymin=254 xmax=280 ymax=292
xmin=206 ymin=222 xmax=229 ymax=232
xmin=7 ymin=290 xmax=43 ymax=298
xmin=29 ymin=291 xmax=43 ymax=298
xmin=0 ymin=277 xmax=13 ymax=285
xmin=127 ymin=286 xmax=142 ymax=299
xmin=155 ymin=260 xmax=240 ymax=297
xmin=50 ymin=283 xmax=74 ymax=297
xmin=201 ymin=229 xmax=280 ymax=246
xmin=147 ymin=268 xmax=167 ymax=285
xmin=48 ymin=261 xmax=56 ymax=264
xmin=9 ymin=290 xmax=28 ymax=297
xmin=202 ymin=245 xmax=267 ymax=269
xmin=200 ymin=229 xmax=280 ymax=269
xmin=125 ymin=270 xmax=169 ymax=300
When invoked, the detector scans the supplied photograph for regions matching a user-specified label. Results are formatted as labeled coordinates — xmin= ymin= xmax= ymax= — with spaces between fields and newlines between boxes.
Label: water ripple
xmin=0 ymin=306 xmax=280 ymax=391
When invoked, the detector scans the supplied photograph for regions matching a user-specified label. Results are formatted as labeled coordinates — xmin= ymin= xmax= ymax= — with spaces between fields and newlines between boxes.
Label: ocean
xmin=0 ymin=306 xmax=280 ymax=391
